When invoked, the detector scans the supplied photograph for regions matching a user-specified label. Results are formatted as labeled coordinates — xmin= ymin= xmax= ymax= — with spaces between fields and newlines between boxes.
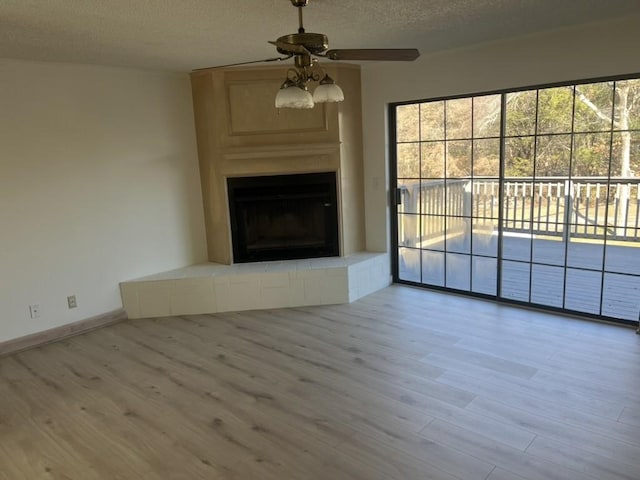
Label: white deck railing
xmin=398 ymin=177 xmax=640 ymax=245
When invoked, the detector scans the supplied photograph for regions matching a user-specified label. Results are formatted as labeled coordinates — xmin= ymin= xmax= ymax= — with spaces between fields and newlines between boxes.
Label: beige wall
xmin=0 ymin=59 xmax=207 ymax=343
xmin=361 ymin=14 xmax=640 ymax=254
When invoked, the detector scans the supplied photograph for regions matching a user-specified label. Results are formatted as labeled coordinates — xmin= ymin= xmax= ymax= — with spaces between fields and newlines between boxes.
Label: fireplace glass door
xmin=227 ymin=172 xmax=339 ymax=263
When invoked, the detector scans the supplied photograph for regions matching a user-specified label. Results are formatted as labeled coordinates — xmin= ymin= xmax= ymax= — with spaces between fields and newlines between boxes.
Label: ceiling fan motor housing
xmin=276 ymin=33 xmax=329 ymax=55
xmin=193 ymin=0 xmax=419 ymax=71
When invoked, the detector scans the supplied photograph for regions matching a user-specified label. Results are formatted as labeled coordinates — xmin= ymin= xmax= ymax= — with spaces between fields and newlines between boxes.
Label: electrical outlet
xmin=67 ymin=295 xmax=77 ymax=309
xmin=29 ymin=304 xmax=40 ymax=318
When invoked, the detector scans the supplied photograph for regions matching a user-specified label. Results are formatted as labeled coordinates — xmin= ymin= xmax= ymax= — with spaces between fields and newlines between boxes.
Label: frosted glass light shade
xmin=275 ymin=85 xmax=314 ymax=109
xmin=313 ymin=82 xmax=344 ymax=103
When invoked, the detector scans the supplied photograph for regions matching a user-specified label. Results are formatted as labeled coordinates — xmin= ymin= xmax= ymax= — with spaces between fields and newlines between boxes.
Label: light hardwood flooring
xmin=1 ymin=285 xmax=640 ymax=479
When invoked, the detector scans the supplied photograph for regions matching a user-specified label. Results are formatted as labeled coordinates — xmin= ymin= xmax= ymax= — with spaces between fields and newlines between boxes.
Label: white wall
xmin=361 ymin=15 xmax=640 ymax=254
xmin=0 ymin=59 xmax=207 ymax=343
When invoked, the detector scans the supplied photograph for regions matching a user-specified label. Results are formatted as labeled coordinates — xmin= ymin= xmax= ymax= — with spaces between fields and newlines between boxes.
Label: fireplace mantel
xmin=221 ymin=143 xmax=341 ymax=161
xmin=190 ymin=64 xmax=365 ymax=265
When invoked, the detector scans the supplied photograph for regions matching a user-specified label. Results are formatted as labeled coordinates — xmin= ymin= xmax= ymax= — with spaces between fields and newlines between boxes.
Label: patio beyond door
xmin=392 ymin=78 xmax=640 ymax=324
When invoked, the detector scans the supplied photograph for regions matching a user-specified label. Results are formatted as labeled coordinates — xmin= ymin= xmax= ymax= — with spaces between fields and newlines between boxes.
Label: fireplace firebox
xmin=227 ymin=172 xmax=340 ymax=263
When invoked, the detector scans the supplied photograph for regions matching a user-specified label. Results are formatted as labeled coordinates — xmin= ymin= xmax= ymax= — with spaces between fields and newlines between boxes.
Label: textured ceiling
xmin=1 ymin=0 xmax=640 ymax=72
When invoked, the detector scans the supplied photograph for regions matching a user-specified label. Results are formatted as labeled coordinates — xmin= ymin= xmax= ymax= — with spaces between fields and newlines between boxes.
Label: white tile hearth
xmin=120 ymin=253 xmax=390 ymax=319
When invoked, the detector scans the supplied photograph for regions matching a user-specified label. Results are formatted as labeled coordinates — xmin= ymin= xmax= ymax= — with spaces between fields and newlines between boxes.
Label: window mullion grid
xmin=469 ymin=98 xmax=475 ymax=292
xmin=418 ymin=104 xmax=423 ymax=284
xmin=392 ymin=74 xmax=638 ymax=324
xmin=443 ymin=101 xmax=448 ymax=287
xmin=497 ymin=94 xmax=507 ymax=298
xmin=599 ymin=82 xmax=618 ymax=316
xmin=560 ymin=87 xmax=577 ymax=310
xmin=390 ymin=105 xmax=400 ymax=282
xmin=527 ymin=90 xmax=541 ymax=304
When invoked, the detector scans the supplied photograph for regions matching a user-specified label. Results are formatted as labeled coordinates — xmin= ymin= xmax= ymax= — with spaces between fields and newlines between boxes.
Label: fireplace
xmin=227 ymin=172 xmax=340 ymax=263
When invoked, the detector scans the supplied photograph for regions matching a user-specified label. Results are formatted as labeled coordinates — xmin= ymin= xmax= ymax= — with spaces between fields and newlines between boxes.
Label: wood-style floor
xmin=1 ymin=285 xmax=640 ymax=480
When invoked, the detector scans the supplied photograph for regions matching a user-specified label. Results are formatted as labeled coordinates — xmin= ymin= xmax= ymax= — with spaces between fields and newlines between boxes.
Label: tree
xmin=574 ymin=80 xmax=640 ymax=233
xmin=575 ymin=81 xmax=639 ymax=177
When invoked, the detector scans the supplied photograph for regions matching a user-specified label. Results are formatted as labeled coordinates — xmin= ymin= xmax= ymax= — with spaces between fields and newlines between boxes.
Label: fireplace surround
xmin=227 ymin=172 xmax=340 ymax=263
xmin=190 ymin=64 xmax=365 ymax=265
xmin=118 ymin=64 xmax=392 ymax=320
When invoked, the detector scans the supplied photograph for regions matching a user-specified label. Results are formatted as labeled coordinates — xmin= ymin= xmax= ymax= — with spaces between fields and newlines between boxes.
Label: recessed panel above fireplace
xmin=227 ymin=172 xmax=340 ymax=263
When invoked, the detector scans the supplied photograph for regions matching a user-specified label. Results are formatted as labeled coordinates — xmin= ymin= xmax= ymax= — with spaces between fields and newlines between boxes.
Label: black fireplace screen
xmin=227 ymin=172 xmax=339 ymax=263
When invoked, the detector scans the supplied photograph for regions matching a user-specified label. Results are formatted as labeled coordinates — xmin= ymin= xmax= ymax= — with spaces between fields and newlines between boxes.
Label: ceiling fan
xmin=194 ymin=0 xmax=420 ymax=108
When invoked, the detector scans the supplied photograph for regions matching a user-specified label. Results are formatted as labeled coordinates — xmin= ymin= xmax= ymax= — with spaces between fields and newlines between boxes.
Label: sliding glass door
xmin=391 ymin=76 xmax=640 ymax=324
xmin=395 ymin=95 xmax=501 ymax=295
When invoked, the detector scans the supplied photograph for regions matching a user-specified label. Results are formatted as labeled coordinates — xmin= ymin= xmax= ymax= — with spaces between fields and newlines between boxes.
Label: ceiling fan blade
xmin=193 ymin=55 xmax=293 ymax=72
xmin=324 ymin=48 xmax=420 ymax=61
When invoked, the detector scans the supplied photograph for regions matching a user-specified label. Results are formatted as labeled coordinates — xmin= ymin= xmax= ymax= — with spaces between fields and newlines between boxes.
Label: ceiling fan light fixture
xmin=312 ymin=74 xmax=344 ymax=103
xmin=275 ymin=82 xmax=314 ymax=109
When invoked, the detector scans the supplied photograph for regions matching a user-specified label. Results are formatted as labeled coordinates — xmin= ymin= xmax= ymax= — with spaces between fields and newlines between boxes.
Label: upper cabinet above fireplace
xmin=190 ymin=64 xmax=365 ymax=265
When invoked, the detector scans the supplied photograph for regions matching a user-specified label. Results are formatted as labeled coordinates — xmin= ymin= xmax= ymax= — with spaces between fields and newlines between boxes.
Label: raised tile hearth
xmin=120 ymin=252 xmax=390 ymax=319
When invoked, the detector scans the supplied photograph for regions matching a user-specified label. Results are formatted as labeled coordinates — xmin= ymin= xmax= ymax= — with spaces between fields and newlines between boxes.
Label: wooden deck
xmin=399 ymin=234 xmax=640 ymax=321
xmin=1 ymin=286 xmax=639 ymax=479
